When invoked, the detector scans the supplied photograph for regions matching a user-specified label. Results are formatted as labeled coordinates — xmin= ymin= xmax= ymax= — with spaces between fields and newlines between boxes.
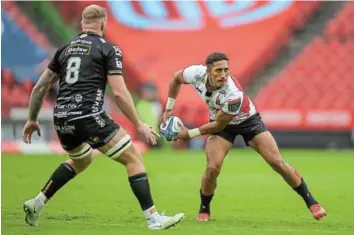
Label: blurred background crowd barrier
xmin=1 ymin=1 xmax=354 ymax=154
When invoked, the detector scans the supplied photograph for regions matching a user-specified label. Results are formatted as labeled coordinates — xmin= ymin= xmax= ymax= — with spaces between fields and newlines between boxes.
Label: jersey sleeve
xmin=182 ymin=65 xmax=205 ymax=84
xmin=105 ymin=44 xmax=123 ymax=75
xmin=47 ymin=49 xmax=61 ymax=73
xmin=221 ymin=92 xmax=243 ymax=116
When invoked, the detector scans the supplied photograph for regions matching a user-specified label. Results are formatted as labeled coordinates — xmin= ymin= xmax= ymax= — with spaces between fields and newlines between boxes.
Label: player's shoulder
xmin=100 ymin=38 xmax=115 ymax=48
xmin=100 ymin=39 xmax=122 ymax=56
xmin=183 ymin=64 xmax=207 ymax=77
xmin=182 ymin=64 xmax=207 ymax=84
xmin=184 ymin=64 xmax=206 ymax=72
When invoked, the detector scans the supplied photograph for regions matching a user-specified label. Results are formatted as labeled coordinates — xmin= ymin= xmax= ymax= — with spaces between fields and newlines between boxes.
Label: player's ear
xmin=206 ymin=65 xmax=211 ymax=74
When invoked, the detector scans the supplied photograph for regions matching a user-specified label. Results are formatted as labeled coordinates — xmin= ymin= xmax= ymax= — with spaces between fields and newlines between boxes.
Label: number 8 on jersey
xmin=65 ymin=57 xmax=82 ymax=84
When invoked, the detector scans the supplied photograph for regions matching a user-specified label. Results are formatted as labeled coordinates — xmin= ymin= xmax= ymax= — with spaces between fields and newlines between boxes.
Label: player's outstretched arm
xmin=108 ymin=75 xmax=159 ymax=144
xmin=105 ymin=44 xmax=159 ymax=144
xmin=28 ymin=68 xmax=59 ymax=121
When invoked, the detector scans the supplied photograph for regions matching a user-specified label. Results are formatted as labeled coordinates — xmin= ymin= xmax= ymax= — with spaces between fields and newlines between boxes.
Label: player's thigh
xmin=75 ymin=112 xmax=121 ymax=150
xmin=97 ymin=125 xmax=141 ymax=165
xmin=248 ymin=131 xmax=283 ymax=164
xmin=205 ymin=135 xmax=233 ymax=167
xmin=54 ymin=120 xmax=92 ymax=160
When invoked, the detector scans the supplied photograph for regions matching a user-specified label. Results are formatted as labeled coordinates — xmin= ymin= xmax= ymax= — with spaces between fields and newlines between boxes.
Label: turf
xmin=2 ymin=149 xmax=354 ymax=235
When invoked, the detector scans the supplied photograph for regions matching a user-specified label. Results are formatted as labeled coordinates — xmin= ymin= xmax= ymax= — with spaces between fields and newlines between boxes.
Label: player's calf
xmin=197 ymin=135 xmax=230 ymax=222
xmin=249 ymin=132 xmax=326 ymax=220
xmin=23 ymin=143 xmax=92 ymax=226
xmin=99 ymin=128 xmax=184 ymax=229
xmin=99 ymin=130 xmax=155 ymax=215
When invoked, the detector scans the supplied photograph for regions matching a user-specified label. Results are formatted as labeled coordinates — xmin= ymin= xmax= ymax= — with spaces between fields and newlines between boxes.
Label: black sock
xmin=293 ymin=178 xmax=318 ymax=208
xmin=129 ymin=173 xmax=154 ymax=210
xmin=41 ymin=162 xmax=76 ymax=199
xmin=199 ymin=189 xmax=214 ymax=214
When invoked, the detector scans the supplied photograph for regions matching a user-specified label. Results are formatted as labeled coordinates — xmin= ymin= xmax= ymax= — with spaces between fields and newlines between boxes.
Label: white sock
xmin=143 ymin=206 xmax=158 ymax=219
xmin=34 ymin=192 xmax=47 ymax=210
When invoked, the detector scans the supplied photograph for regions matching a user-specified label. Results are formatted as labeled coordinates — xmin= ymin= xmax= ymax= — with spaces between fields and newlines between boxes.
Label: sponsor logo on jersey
xmin=65 ymin=44 xmax=91 ymax=55
xmin=115 ymin=58 xmax=122 ymax=69
xmin=89 ymin=136 xmax=100 ymax=143
xmin=55 ymin=125 xmax=76 ymax=134
xmin=94 ymin=115 xmax=106 ymax=128
xmin=228 ymin=98 xmax=241 ymax=112
xmin=55 ymin=104 xmax=78 ymax=109
xmin=75 ymin=94 xmax=82 ymax=103
xmin=92 ymin=89 xmax=104 ymax=113
xmin=71 ymin=38 xmax=92 ymax=44
xmin=113 ymin=46 xmax=122 ymax=56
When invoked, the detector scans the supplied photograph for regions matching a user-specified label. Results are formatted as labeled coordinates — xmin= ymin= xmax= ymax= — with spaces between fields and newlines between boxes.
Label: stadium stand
xmin=5 ymin=1 xmax=352 ymax=151
xmin=325 ymin=2 xmax=354 ymax=40
xmin=1 ymin=3 xmax=55 ymax=119
xmin=2 ymin=2 xmax=148 ymax=153
xmin=51 ymin=1 xmax=321 ymax=127
xmin=254 ymin=3 xmax=354 ymax=131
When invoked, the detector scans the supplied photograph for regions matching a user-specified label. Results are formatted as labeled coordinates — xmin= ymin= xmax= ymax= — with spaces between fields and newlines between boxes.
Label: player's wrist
xmin=135 ymin=120 xmax=145 ymax=128
xmin=188 ymin=128 xmax=201 ymax=139
xmin=165 ymin=97 xmax=176 ymax=111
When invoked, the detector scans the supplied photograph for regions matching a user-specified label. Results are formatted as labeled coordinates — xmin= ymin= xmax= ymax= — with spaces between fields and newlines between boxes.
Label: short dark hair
xmin=205 ymin=52 xmax=229 ymax=67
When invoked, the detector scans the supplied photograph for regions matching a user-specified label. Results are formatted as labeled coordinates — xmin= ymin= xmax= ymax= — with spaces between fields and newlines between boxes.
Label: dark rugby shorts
xmin=211 ymin=113 xmax=268 ymax=145
xmin=54 ymin=111 xmax=120 ymax=151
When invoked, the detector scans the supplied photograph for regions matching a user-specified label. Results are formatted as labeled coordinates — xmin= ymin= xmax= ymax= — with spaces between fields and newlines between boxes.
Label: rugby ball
xmin=159 ymin=116 xmax=184 ymax=141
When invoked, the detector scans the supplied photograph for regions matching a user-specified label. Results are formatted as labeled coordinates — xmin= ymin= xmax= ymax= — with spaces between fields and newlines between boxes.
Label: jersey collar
xmin=80 ymin=31 xmax=101 ymax=37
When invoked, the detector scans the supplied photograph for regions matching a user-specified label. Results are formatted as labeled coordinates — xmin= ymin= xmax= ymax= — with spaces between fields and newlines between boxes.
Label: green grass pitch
xmin=2 ymin=149 xmax=354 ymax=235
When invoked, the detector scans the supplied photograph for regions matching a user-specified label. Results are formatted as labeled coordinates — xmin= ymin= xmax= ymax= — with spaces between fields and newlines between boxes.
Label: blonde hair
xmin=81 ymin=4 xmax=107 ymax=24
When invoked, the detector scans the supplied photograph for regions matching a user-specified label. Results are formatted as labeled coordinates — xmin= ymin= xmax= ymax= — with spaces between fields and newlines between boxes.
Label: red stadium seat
xmin=22 ymin=79 xmax=34 ymax=93
xmin=255 ymin=36 xmax=354 ymax=130
xmin=2 ymin=68 xmax=14 ymax=86
xmin=325 ymin=2 xmax=354 ymax=39
xmin=1 ymin=69 xmax=55 ymax=111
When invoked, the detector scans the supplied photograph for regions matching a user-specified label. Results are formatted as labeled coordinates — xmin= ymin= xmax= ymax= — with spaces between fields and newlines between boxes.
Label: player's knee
xmin=102 ymin=134 xmax=133 ymax=160
xmin=67 ymin=153 xmax=93 ymax=173
xmin=206 ymin=163 xmax=222 ymax=179
xmin=68 ymin=143 xmax=93 ymax=161
xmin=268 ymin=158 xmax=286 ymax=172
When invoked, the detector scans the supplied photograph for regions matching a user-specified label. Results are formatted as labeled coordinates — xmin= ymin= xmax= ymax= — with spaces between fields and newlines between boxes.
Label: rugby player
xmin=161 ymin=52 xmax=326 ymax=222
xmin=22 ymin=4 xmax=183 ymax=230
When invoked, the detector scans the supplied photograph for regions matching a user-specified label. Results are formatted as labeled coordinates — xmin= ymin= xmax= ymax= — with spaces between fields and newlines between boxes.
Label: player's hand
xmin=137 ymin=121 xmax=159 ymax=145
xmin=174 ymin=126 xmax=190 ymax=141
xmin=159 ymin=110 xmax=172 ymax=126
xmin=22 ymin=120 xmax=41 ymax=144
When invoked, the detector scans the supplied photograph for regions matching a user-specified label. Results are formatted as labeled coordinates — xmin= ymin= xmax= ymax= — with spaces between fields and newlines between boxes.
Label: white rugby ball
xmin=159 ymin=116 xmax=184 ymax=141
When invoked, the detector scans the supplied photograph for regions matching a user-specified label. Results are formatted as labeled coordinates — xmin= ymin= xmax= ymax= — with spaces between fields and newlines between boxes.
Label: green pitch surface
xmin=2 ymin=149 xmax=354 ymax=235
